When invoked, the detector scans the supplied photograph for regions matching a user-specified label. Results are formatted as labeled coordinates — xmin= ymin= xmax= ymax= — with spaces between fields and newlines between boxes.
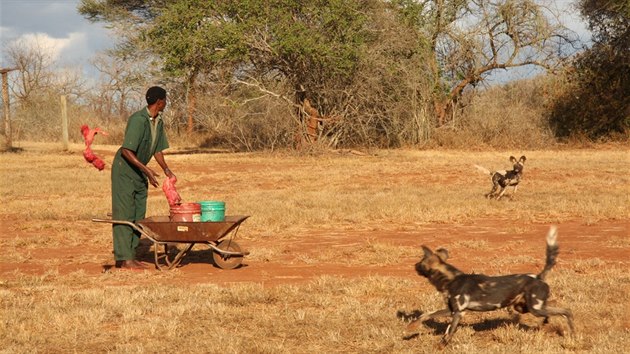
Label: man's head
xmin=146 ymin=86 xmax=167 ymax=112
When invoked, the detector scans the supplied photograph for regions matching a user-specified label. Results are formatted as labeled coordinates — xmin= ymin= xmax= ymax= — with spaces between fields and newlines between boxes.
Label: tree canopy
xmin=78 ymin=0 xmax=583 ymax=147
xmin=549 ymin=0 xmax=629 ymax=139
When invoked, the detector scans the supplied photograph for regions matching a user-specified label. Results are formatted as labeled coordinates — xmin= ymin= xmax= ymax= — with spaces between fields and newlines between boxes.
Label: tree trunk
xmin=187 ymin=91 xmax=196 ymax=134
xmin=186 ymin=71 xmax=198 ymax=134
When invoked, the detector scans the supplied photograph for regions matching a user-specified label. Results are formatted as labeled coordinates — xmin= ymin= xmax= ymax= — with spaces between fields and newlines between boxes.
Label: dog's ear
xmin=421 ymin=245 xmax=433 ymax=257
xmin=519 ymin=155 xmax=526 ymax=164
xmin=509 ymin=156 xmax=517 ymax=163
xmin=435 ymin=248 xmax=449 ymax=261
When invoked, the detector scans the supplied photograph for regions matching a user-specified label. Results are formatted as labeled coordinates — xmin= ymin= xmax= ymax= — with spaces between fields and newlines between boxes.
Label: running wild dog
xmin=406 ymin=226 xmax=574 ymax=347
xmin=475 ymin=155 xmax=526 ymax=200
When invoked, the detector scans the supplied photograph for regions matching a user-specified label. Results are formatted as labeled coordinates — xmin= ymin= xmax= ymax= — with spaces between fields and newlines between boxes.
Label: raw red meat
xmin=83 ymin=146 xmax=95 ymax=162
xmin=80 ymin=124 xmax=108 ymax=146
xmin=80 ymin=124 xmax=108 ymax=171
xmin=91 ymin=157 xmax=106 ymax=171
xmin=162 ymin=176 xmax=182 ymax=206
xmin=82 ymin=147 xmax=106 ymax=170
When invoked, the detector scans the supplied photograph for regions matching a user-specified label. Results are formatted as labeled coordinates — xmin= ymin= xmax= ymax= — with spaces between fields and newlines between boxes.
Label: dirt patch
xmin=172 ymin=219 xmax=629 ymax=286
xmin=1 ymin=146 xmax=628 ymax=287
xmin=1 ymin=217 xmax=627 ymax=287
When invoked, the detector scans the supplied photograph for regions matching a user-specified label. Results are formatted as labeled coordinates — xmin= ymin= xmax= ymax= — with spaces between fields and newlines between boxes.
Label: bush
xmin=436 ymin=79 xmax=555 ymax=149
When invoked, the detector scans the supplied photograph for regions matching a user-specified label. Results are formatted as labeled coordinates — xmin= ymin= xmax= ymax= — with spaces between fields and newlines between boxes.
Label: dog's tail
xmin=473 ymin=164 xmax=492 ymax=175
xmin=538 ymin=225 xmax=559 ymax=281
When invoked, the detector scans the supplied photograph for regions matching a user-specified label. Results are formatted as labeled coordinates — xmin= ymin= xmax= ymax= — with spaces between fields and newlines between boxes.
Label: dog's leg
xmin=486 ymin=184 xmax=498 ymax=199
xmin=406 ymin=308 xmax=451 ymax=331
xmin=526 ymin=290 xmax=575 ymax=334
xmin=535 ymin=306 xmax=575 ymax=334
xmin=439 ymin=311 xmax=463 ymax=347
xmin=496 ymin=186 xmax=507 ymax=200
xmin=508 ymin=185 xmax=518 ymax=200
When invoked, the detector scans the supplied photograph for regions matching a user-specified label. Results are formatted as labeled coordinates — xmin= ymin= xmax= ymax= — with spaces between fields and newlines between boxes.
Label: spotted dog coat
xmin=475 ymin=155 xmax=526 ymax=200
xmin=407 ymin=226 xmax=574 ymax=347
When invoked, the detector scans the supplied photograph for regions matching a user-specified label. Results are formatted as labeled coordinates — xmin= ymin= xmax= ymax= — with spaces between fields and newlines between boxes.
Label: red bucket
xmin=169 ymin=202 xmax=201 ymax=222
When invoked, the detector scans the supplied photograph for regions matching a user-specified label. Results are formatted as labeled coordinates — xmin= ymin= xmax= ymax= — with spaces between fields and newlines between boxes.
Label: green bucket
xmin=198 ymin=200 xmax=226 ymax=222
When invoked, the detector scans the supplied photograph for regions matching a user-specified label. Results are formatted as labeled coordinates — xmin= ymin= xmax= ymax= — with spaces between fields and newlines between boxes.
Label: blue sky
xmin=0 ymin=0 xmax=591 ymax=81
xmin=0 ymin=0 xmax=112 ymax=75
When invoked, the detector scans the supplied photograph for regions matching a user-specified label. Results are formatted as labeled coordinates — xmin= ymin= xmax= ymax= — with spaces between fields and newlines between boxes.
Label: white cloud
xmin=8 ymin=31 xmax=89 ymax=67
xmin=10 ymin=32 xmax=68 ymax=62
xmin=1 ymin=0 xmax=113 ymax=75
xmin=59 ymin=32 xmax=90 ymax=63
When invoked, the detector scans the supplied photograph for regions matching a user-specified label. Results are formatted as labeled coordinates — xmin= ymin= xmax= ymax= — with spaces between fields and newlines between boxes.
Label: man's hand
xmin=121 ymin=148 xmax=161 ymax=187
xmin=164 ymin=167 xmax=176 ymax=180
xmin=146 ymin=168 xmax=160 ymax=187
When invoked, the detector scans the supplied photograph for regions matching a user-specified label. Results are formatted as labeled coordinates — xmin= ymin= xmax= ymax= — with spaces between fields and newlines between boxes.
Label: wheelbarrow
xmin=92 ymin=215 xmax=250 ymax=270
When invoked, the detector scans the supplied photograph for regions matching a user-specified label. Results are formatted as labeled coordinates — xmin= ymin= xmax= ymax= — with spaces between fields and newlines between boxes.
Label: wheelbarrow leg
xmin=153 ymin=243 xmax=166 ymax=271
xmin=153 ymin=243 xmax=195 ymax=270
xmin=168 ymin=243 xmax=195 ymax=270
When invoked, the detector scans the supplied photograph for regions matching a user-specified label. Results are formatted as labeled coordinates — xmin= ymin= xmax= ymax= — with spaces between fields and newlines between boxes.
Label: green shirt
xmin=113 ymin=107 xmax=169 ymax=180
xmin=121 ymin=107 xmax=169 ymax=164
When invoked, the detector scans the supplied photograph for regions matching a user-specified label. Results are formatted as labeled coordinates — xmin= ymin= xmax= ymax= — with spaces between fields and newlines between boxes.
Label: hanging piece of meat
xmin=162 ymin=175 xmax=182 ymax=206
xmin=80 ymin=124 xmax=108 ymax=171
xmin=83 ymin=146 xmax=106 ymax=171
xmin=81 ymin=125 xmax=107 ymax=146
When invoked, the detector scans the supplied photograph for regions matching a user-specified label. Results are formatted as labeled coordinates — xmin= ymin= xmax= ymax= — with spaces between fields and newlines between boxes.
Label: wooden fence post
xmin=1 ymin=67 xmax=17 ymax=151
xmin=60 ymin=95 xmax=68 ymax=151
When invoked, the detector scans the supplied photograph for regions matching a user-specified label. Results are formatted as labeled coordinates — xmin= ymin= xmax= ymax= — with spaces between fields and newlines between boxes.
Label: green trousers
xmin=111 ymin=154 xmax=148 ymax=261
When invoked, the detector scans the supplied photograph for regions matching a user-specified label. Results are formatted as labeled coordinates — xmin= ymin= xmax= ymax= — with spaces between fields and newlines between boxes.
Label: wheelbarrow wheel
xmin=212 ymin=240 xmax=243 ymax=269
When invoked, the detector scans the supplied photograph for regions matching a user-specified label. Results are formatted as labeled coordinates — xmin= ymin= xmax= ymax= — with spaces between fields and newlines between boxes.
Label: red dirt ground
xmin=1 ymin=218 xmax=627 ymax=287
xmin=1 ymin=145 xmax=627 ymax=285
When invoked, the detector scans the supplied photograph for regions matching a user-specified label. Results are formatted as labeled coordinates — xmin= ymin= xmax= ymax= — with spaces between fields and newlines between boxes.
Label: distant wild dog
xmin=474 ymin=155 xmax=526 ymax=200
xmin=406 ymin=226 xmax=574 ymax=347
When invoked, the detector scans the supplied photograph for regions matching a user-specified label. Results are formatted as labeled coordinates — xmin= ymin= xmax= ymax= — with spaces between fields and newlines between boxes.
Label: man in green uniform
xmin=111 ymin=86 xmax=179 ymax=270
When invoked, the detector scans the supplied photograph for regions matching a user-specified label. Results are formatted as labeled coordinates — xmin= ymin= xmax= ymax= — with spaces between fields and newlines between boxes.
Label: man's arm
xmin=154 ymin=151 xmax=180 ymax=204
xmin=121 ymin=148 xmax=160 ymax=187
xmin=154 ymin=151 xmax=176 ymax=179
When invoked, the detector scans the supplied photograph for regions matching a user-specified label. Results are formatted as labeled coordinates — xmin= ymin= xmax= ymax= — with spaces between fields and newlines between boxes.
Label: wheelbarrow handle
xmin=92 ymin=218 xmax=139 ymax=229
xmin=92 ymin=218 xmax=160 ymax=243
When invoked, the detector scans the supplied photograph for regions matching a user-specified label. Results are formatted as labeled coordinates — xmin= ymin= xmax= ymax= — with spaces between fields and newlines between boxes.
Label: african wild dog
xmin=474 ymin=155 xmax=526 ymax=200
xmin=406 ymin=226 xmax=574 ymax=347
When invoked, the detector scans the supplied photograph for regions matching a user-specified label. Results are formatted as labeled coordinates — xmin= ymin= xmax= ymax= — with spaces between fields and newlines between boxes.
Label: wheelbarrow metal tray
xmin=138 ymin=215 xmax=249 ymax=242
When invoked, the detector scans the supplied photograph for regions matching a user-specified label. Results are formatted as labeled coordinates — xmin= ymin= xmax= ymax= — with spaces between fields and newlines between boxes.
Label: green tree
xmin=80 ymin=0 xmax=424 ymax=147
xmin=549 ymin=0 xmax=630 ymax=139
xmin=80 ymin=0 xmax=572 ymax=148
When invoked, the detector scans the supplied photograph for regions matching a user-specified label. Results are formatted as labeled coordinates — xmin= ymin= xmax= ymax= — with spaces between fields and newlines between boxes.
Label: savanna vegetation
xmin=1 ymin=0 xmax=627 ymax=152
xmin=1 ymin=1 xmax=629 ymax=352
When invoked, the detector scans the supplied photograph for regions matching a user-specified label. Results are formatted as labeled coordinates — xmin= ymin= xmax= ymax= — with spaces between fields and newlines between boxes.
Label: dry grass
xmin=1 ymin=142 xmax=629 ymax=353
xmin=2 ymin=143 xmax=628 ymax=235
xmin=1 ymin=270 xmax=629 ymax=353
